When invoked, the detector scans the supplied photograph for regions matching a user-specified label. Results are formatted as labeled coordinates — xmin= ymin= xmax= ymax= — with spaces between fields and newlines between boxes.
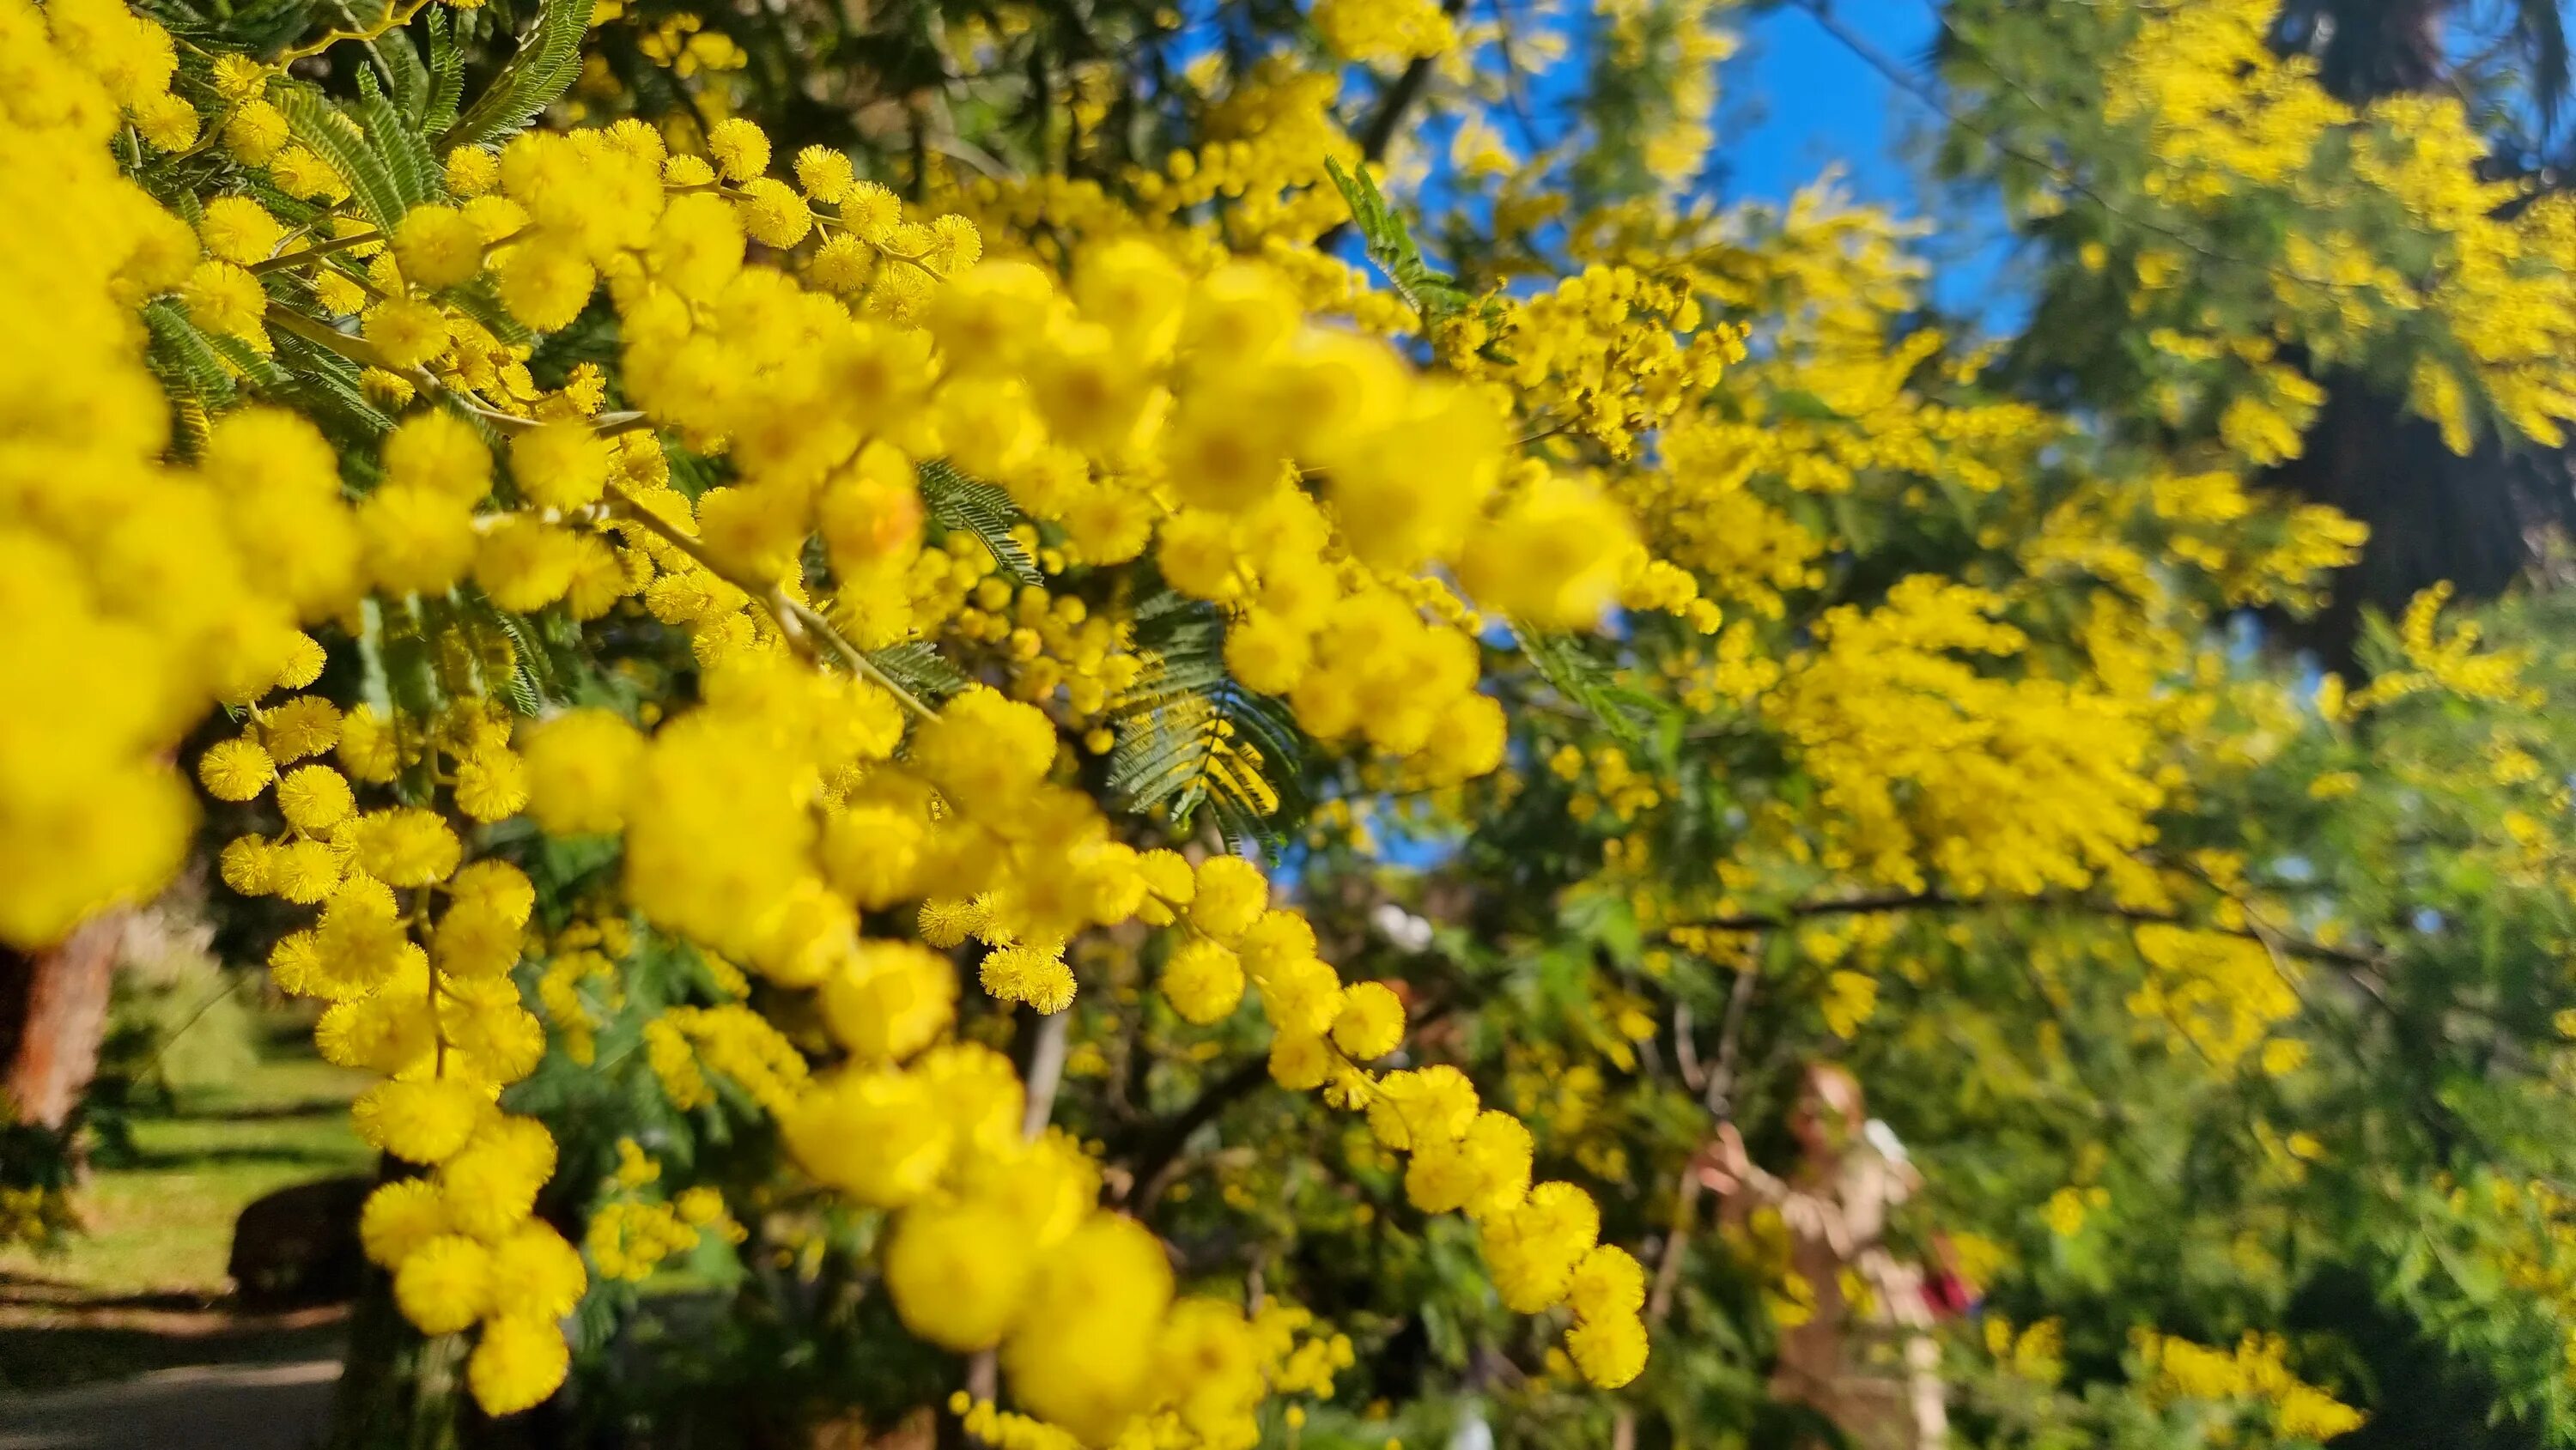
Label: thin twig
xmin=276 ymin=0 xmax=438 ymax=64
xmin=603 ymin=483 xmax=938 ymax=721
xmin=1660 ymin=889 xmax=2385 ymax=971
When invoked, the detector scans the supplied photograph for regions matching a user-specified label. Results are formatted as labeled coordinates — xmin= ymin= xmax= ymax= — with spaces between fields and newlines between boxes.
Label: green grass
xmin=0 ymin=1017 xmax=372 ymax=1300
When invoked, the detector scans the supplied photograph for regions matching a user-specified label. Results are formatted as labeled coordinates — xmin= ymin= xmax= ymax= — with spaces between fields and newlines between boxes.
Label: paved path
xmin=0 ymin=1358 xmax=340 ymax=1450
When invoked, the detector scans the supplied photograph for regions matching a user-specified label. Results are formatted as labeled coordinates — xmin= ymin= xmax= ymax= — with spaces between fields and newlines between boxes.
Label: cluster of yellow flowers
xmin=2346 ymin=583 xmax=2546 ymax=712
xmin=0 ymin=0 xmax=1673 ymax=1417
xmin=0 ymin=0 xmax=349 ymax=946
xmin=2099 ymin=0 xmax=2576 ymax=458
xmin=2131 ymin=1329 xmax=2368 ymax=1443
xmin=2124 ymin=925 xmax=2305 ymax=1076
xmin=1771 ymin=577 xmax=2163 ymax=897
xmin=1311 ymin=0 xmax=1455 ymax=66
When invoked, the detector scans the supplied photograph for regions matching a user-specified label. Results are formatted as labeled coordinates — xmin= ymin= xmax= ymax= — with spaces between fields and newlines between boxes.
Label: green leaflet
xmin=441 ymin=0 xmax=596 ymax=150
xmin=1510 ymin=622 xmax=1658 ymax=743
xmin=917 ymin=458 xmax=1041 ymax=586
xmin=1105 ymin=594 xmax=1308 ymax=849
xmin=278 ymin=88 xmax=412 ymax=232
xmin=864 ymin=640 xmax=971 ymax=704
xmin=142 ymin=300 xmax=242 ymax=414
xmin=1322 ymin=155 xmax=1482 ymax=328
xmin=351 ymin=70 xmax=440 ymax=212
xmin=422 ymin=10 xmax=466 ymax=137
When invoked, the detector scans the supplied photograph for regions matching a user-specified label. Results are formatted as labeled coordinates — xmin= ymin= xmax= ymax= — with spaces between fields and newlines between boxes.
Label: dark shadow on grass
xmin=0 ymin=1317 xmax=346 ymax=1396
xmin=109 ymin=1144 xmax=353 ymax=1172
xmin=150 ymin=1101 xmax=352 ymax=1125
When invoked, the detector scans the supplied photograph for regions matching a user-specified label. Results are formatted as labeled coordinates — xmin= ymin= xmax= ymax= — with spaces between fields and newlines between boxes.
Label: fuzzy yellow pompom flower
xmin=1188 ymin=856 xmax=1268 ymax=941
xmin=263 ymin=696 xmax=342 ymax=762
xmin=184 ymin=258 xmax=268 ymax=340
xmin=392 ymin=1233 xmax=492 ymax=1335
xmin=495 ymin=246 xmax=594 ymax=331
xmin=1564 ymin=1312 xmax=1647 ymax=1388
xmin=519 ymin=708 xmax=642 ymax=836
xmin=1160 ymin=937 xmax=1245 ymax=1025
xmin=209 ymin=53 xmax=268 ymax=100
xmin=706 ymin=118 xmax=769 ymax=180
xmin=359 ymin=1179 xmax=451 ymax=1268
xmin=348 ymin=807 xmax=462 ymax=886
xmin=1330 ymin=981 xmax=1405 ymax=1059
xmin=132 ymin=92 xmax=200 ymax=150
xmin=337 ymin=705 xmax=404 ymax=784
xmin=792 ymin=144 xmax=857 ymax=203
xmin=218 ymin=836 xmax=275 ymax=895
xmin=453 ymin=750 xmax=529 ymax=823
xmin=444 ymin=146 xmax=500 ymax=196
xmin=275 ymin=764 xmax=355 ymax=831
xmin=197 ymin=195 xmax=284 ymax=264
xmin=734 ymin=177 xmax=811 ymax=248
xmin=362 ymin=483 xmax=478 ymax=597
xmin=392 ymin=203 xmax=486 ymax=289
xmin=510 ymin=422 xmax=611 ymax=511
xmin=222 ymin=100 xmax=288 ymax=163
xmin=353 ymin=1078 xmax=485 ymax=1163
xmin=822 ymin=941 xmax=957 ymax=1062
xmin=437 ymin=1115 xmax=556 ymax=1240
xmin=364 ymin=297 xmax=450 ymax=370
xmin=476 ymin=516 xmax=582 ymax=611
xmin=467 ymin=1313 xmax=569 ymax=1415
xmin=884 ymin=1201 xmax=1036 ymax=1351
xmin=384 ymin=408 xmax=494 ymax=500
xmin=488 ymin=1221 xmax=587 ymax=1321
xmin=198 ymin=737 xmax=276 ymax=801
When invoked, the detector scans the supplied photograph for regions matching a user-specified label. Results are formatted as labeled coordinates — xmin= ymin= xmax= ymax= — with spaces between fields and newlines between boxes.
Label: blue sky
xmin=1715 ymin=0 xmax=2024 ymax=330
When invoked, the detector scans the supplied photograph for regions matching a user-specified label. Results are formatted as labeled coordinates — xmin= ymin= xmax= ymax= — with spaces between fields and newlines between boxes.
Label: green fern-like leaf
xmin=352 ymin=72 xmax=440 ymax=212
xmin=142 ymin=300 xmax=242 ymax=412
xmin=1323 ymin=155 xmax=1479 ymax=326
xmin=280 ymin=88 xmax=411 ymax=231
xmin=1105 ymin=596 xmax=1308 ymax=847
xmin=918 ymin=459 xmax=1040 ymax=585
xmin=422 ymin=9 xmax=465 ymax=135
xmin=379 ymin=23 xmax=432 ymax=124
xmin=1511 ymin=622 xmax=1657 ymax=743
xmin=866 ymin=640 xmax=971 ymax=703
xmin=441 ymin=0 xmax=595 ymax=149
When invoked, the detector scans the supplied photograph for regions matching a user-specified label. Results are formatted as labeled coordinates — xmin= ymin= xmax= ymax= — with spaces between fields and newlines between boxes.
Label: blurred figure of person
xmin=1698 ymin=1064 xmax=1947 ymax=1450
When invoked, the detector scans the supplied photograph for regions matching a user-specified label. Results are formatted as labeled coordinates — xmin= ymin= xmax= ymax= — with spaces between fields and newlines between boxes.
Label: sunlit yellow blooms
xmin=706 ymin=116 xmax=769 ymax=180
xmin=468 ymin=1313 xmax=572 ymax=1415
xmin=199 ymin=738 xmax=276 ymax=801
xmin=358 ymin=1180 xmax=450 ymax=1270
xmin=366 ymin=297 xmax=451 ymax=370
xmin=784 ymin=1069 xmax=951 ymax=1207
xmin=823 ymin=941 xmax=958 ymax=1060
xmin=392 ymin=204 xmax=486 ymax=289
xmin=511 ymin=422 xmax=612 ymax=511
xmin=197 ymin=196 xmax=283 ymax=264
xmin=394 ymin=1234 xmax=494 ymax=1335
xmin=2133 ymin=1330 xmax=2366 ymax=1442
xmin=275 ymin=764 xmax=354 ymax=830
xmin=884 ymin=1201 xmax=1037 ymax=1350
xmin=1311 ymin=0 xmax=1455 ymax=64
xmin=352 ymin=1077 xmax=484 ymax=1163
xmin=1163 ymin=937 xmax=1247 ymax=1024
xmin=1331 ymin=981 xmax=1405 ymax=1059
xmin=1189 ymin=856 xmax=1269 ymax=941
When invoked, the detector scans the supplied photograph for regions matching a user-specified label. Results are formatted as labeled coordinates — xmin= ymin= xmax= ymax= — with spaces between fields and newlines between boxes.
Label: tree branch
xmin=1660 ymin=890 xmax=2385 ymax=971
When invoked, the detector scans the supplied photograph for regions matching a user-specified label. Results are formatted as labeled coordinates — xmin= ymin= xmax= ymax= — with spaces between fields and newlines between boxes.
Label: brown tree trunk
xmin=0 ymin=911 xmax=127 ymax=1131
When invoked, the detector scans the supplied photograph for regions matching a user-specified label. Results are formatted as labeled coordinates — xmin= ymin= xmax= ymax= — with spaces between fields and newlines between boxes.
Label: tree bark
xmin=0 ymin=911 xmax=128 ymax=1131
